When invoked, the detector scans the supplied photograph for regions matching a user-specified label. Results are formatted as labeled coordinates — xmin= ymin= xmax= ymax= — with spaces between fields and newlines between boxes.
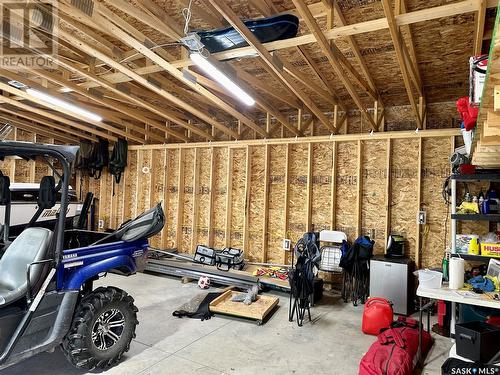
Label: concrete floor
xmin=3 ymin=272 xmax=452 ymax=375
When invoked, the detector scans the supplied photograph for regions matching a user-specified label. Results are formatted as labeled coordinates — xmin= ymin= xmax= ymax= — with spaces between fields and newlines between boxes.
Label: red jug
xmin=362 ymin=297 xmax=393 ymax=335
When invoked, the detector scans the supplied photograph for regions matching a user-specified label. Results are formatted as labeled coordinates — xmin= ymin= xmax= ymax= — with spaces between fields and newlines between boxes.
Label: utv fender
xmin=63 ymin=256 xmax=136 ymax=290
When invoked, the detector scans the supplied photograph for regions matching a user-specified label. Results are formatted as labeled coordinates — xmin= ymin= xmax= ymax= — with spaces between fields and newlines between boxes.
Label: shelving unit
xmin=451 ymin=214 xmax=500 ymax=221
xmin=450 ymin=174 xmax=500 ymax=260
xmin=449 ymin=173 xmax=500 ymax=335
xmin=450 ymin=253 xmax=497 ymax=262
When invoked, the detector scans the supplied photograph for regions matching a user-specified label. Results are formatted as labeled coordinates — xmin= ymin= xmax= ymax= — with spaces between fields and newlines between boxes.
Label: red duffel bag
xmin=362 ymin=297 xmax=393 ymax=335
xmin=359 ymin=317 xmax=433 ymax=375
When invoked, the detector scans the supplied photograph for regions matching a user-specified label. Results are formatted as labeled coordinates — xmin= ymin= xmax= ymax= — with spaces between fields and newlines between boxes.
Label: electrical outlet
xmin=282 ymin=239 xmax=291 ymax=251
xmin=98 ymin=219 xmax=104 ymax=229
xmin=417 ymin=211 xmax=426 ymax=225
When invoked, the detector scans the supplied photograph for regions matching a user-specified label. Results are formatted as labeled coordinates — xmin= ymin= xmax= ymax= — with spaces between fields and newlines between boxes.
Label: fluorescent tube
xmin=26 ymin=88 xmax=103 ymax=122
xmin=190 ymin=52 xmax=255 ymax=106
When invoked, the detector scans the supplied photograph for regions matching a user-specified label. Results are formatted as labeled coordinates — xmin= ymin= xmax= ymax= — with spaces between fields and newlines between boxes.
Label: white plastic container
xmin=415 ymin=269 xmax=443 ymax=289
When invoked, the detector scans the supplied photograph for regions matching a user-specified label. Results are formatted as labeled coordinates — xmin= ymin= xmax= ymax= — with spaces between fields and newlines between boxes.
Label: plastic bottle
xmin=442 ymin=251 xmax=450 ymax=281
xmin=488 ymin=188 xmax=499 ymax=214
xmin=479 ymin=196 xmax=484 ymax=214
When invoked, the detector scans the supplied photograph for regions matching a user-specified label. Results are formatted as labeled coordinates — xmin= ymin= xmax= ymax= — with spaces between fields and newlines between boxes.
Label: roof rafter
xmin=208 ymin=0 xmax=337 ymax=133
xmin=474 ymin=0 xmax=487 ymax=55
xmin=0 ymin=81 xmax=138 ymax=142
xmin=71 ymin=0 xmax=264 ymax=138
xmin=55 ymin=1 xmax=236 ymax=139
xmin=189 ymin=68 xmax=301 ymax=136
xmin=0 ymin=106 xmax=96 ymax=142
xmin=16 ymin=68 xmax=188 ymax=143
xmin=51 ymin=57 xmax=207 ymax=141
xmin=292 ymin=0 xmax=376 ymax=130
xmin=381 ymin=0 xmax=422 ymax=128
xmin=169 ymin=0 xmax=499 ymax=66
xmin=0 ymin=113 xmax=78 ymax=143
xmin=0 ymin=90 xmax=112 ymax=141
xmin=0 ymin=68 xmax=162 ymax=142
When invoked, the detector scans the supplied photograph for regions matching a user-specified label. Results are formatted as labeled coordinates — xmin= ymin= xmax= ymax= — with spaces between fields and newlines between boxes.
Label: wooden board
xmin=209 ymin=290 xmax=279 ymax=322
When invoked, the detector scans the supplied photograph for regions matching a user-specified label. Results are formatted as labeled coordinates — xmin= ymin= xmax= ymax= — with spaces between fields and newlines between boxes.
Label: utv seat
xmin=0 ymin=228 xmax=52 ymax=306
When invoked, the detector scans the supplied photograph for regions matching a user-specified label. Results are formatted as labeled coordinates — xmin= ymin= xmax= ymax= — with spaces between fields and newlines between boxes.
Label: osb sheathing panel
xmin=212 ymin=148 xmax=229 ymax=249
xmin=123 ymin=151 xmax=137 ymax=221
xmin=98 ymin=172 xmax=112 ymax=229
xmin=164 ymin=149 xmax=179 ymax=249
xmin=266 ymin=145 xmax=287 ymax=264
xmin=229 ymin=148 xmax=247 ymax=249
xmin=311 ymin=143 xmax=333 ymax=232
xmin=288 ymin=144 xmax=309 ymax=250
xmin=335 ymin=141 xmax=358 ymax=241
xmin=149 ymin=149 xmax=166 ymax=248
xmin=0 ymin=130 xmax=55 ymax=183
xmin=34 ymin=135 xmax=52 ymax=181
xmin=457 ymin=181 xmax=491 ymax=237
xmin=180 ymin=149 xmax=195 ymax=253
xmin=197 ymin=148 xmax=212 ymax=246
xmin=421 ymin=137 xmax=452 ymax=268
xmin=248 ymin=146 xmax=266 ymax=261
xmin=390 ymin=139 xmax=419 ymax=260
xmin=13 ymin=130 xmax=33 ymax=183
xmin=91 ymin=133 xmax=463 ymax=268
xmin=361 ymin=140 xmax=387 ymax=254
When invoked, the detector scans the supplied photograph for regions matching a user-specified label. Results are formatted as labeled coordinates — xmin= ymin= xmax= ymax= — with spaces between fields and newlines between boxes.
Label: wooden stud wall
xmin=85 ymin=130 xmax=459 ymax=268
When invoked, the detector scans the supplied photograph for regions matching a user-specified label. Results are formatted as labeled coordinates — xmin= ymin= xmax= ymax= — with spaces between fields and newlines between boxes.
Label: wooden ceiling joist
xmin=0 ymin=68 xmax=163 ymax=143
xmin=56 ymin=28 xmax=227 ymax=139
xmin=59 ymin=0 xmax=262 ymax=139
xmin=0 ymin=98 xmax=99 ymax=142
xmin=236 ymin=67 xmax=303 ymax=110
xmin=0 ymin=113 xmax=78 ymax=143
xmin=208 ymin=0 xmax=337 ymax=133
xmin=0 ymin=81 xmax=134 ymax=142
xmin=102 ymin=0 xmax=269 ymax=138
xmin=381 ymin=0 xmax=422 ymax=128
xmin=474 ymin=0 xmax=487 ymax=55
xmin=166 ymin=0 xmax=498 ymax=68
xmin=292 ymin=0 xmax=376 ymax=130
xmin=55 ymin=59 xmax=207 ymax=141
xmin=0 ymin=107 xmax=96 ymax=142
xmin=23 ymin=67 xmax=191 ymax=143
xmin=189 ymin=68 xmax=301 ymax=136
xmin=331 ymin=2 xmax=378 ymax=95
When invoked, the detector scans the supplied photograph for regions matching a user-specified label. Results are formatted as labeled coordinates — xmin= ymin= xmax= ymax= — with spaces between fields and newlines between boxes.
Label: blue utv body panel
xmin=57 ymin=238 xmax=149 ymax=290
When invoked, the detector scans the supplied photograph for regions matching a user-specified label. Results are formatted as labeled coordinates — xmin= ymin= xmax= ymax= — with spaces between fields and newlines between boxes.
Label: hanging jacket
xmin=75 ymin=141 xmax=93 ymax=173
xmin=109 ymin=138 xmax=128 ymax=184
xmin=88 ymin=138 xmax=109 ymax=180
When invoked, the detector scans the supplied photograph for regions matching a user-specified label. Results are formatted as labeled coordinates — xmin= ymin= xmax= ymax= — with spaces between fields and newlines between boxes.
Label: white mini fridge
xmin=369 ymin=255 xmax=415 ymax=315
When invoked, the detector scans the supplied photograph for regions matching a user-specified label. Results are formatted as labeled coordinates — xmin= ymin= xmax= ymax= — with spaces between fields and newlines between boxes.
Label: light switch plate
xmin=282 ymin=239 xmax=291 ymax=251
xmin=417 ymin=211 xmax=426 ymax=225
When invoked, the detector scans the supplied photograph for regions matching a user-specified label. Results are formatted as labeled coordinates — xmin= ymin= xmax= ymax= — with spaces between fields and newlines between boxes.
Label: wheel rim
xmin=91 ymin=308 xmax=125 ymax=351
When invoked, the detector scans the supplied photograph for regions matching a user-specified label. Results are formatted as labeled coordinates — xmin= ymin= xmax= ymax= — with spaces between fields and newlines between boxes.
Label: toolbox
xmin=455 ymin=321 xmax=500 ymax=363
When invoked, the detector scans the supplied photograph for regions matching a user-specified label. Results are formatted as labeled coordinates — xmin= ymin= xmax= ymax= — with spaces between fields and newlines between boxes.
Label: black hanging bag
xmin=89 ymin=139 xmax=109 ymax=180
xmin=75 ymin=141 xmax=93 ymax=174
xmin=109 ymin=138 xmax=128 ymax=184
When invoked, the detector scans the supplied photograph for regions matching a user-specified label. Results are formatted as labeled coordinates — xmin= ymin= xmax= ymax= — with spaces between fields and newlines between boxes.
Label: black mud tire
xmin=61 ymin=287 xmax=138 ymax=370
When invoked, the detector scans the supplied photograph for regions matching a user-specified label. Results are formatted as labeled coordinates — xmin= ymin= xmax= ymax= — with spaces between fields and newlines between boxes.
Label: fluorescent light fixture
xmin=26 ymin=88 xmax=103 ymax=122
xmin=59 ymin=87 xmax=74 ymax=93
xmin=190 ymin=52 xmax=255 ymax=106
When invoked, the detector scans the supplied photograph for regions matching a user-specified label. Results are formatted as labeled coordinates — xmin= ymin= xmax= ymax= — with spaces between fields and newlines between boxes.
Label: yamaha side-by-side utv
xmin=0 ymin=141 xmax=164 ymax=370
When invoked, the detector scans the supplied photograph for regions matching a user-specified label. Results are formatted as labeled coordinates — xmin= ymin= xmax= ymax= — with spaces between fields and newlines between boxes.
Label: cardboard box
xmin=481 ymin=243 xmax=500 ymax=258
